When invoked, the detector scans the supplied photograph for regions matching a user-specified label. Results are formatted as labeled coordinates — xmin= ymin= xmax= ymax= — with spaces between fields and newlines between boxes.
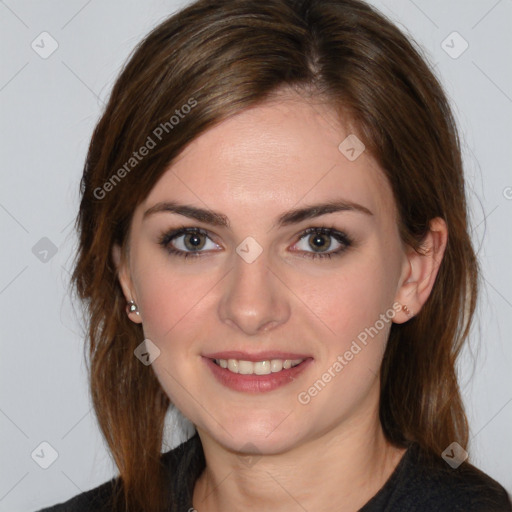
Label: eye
xmin=158 ymin=227 xmax=221 ymax=258
xmin=291 ymin=227 xmax=353 ymax=259
xmin=158 ymin=226 xmax=353 ymax=260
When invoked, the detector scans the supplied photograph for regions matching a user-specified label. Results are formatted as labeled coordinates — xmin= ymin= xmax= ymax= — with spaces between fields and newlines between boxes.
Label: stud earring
xmin=126 ymin=300 xmax=140 ymax=316
xmin=402 ymin=304 xmax=411 ymax=316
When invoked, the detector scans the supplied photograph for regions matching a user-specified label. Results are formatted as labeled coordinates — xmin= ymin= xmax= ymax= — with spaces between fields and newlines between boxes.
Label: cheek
xmin=298 ymin=251 xmax=397 ymax=378
xmin=131 ymin=258 xmax=211 ymax=408
xmin=132 ymin=252 xmax=214 ymax=341
xmin=306 ymin=258 xmax=391 ymax=333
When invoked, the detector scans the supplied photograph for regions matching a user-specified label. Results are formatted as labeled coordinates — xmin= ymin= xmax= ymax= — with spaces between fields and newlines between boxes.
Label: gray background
xmin=1 ymin=0 xmax=511 ymax=510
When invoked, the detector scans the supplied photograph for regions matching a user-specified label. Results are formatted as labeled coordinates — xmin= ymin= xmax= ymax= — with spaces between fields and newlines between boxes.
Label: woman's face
xmin=117 ymin=91 xmax=413 ymax=454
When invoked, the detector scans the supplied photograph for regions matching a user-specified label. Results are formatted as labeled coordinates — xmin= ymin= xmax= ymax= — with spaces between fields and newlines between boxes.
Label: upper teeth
xmin=215 ymin=358 xmax=304 ymax=375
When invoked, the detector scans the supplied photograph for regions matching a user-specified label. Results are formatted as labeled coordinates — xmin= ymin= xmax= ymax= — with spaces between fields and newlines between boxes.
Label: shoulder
xmin=34 ymin=477 xmax=121 ymax=512
xmin=416 ymin=459 xmax=512 ymax=511
xmin=35 ymin=434 xmax=203 ymax=512
xmin=364 ymin=442 xmax=512 ymax=512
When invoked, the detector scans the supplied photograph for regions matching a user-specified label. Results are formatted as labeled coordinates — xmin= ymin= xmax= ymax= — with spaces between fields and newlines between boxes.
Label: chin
xmin=198 ymin=413 xmax=308 ymax=456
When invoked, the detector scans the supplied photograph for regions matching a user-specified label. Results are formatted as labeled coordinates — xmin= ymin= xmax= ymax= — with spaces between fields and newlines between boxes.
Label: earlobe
xmin=112 ymin=244 xmax=143 ymax=324
xmin=393 ymin=217 xmax=448 ymax=324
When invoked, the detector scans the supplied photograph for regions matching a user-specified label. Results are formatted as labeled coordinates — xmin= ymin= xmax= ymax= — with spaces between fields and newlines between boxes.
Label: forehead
xmin=141 ymin=92 xmax=396 ymax=225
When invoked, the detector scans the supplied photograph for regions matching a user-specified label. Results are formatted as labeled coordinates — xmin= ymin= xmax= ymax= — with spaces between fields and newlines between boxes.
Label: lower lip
xmin=203 ymin=357 xmax=313 ymax=393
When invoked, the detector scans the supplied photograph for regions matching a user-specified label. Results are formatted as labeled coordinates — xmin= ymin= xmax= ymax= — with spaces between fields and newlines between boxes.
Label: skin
xmin=113 ymin=89 xmax=448 ymax=512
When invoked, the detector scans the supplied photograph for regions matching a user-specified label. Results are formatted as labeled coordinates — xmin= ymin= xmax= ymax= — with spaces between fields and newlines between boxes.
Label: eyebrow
xmin=143 ymin=199 xmax=373 ymax=228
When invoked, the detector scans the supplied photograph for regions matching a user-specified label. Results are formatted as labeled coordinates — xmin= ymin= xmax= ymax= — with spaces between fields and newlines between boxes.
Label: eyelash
xmin=158 ymin=225 xmax=353 ymax=260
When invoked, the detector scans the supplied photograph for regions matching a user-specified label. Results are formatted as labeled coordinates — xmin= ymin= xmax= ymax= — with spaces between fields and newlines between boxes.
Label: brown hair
xmin=71 ymin=0 xmax=478 ymax=510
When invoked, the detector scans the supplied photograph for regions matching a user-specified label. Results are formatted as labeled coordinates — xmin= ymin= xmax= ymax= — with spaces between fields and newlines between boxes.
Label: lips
xmin=202 ymin=351 xmax=313 ymax=393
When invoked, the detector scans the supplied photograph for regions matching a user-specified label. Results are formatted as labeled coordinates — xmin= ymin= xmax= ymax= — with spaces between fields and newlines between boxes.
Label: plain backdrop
xmin=1 ymin=0 xmax=511 ymax=510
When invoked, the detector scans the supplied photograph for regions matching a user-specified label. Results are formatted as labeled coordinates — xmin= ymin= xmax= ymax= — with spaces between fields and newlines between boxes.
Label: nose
xmin=217 ymin=248 xmax=291 ymax=336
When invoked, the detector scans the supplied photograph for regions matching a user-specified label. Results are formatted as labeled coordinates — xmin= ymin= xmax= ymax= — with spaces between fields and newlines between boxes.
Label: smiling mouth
xmin=212 ymin=358 xmax=305 ymax=375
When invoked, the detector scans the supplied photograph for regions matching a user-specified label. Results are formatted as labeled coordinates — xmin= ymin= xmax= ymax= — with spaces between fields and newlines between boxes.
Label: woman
xmin=38 ymin=0 xmax=511 ymax=510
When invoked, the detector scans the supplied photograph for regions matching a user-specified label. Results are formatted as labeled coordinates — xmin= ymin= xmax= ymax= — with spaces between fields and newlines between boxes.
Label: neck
xmin=192 ymin=399 xmax=407 ymax=512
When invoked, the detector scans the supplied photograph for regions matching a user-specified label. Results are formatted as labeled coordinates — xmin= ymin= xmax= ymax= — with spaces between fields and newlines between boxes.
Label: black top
xmin=37 ymin=433 xmax=512 ymax=512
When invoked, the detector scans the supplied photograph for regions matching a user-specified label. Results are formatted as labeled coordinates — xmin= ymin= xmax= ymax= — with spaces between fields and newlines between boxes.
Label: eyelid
xmin=158 ymin=226 xmax=221 ymax=255
xmin=289 ymin=226 xmax=353 ymax=259
xmin=158 ymin=225 xmax=353 ymax=259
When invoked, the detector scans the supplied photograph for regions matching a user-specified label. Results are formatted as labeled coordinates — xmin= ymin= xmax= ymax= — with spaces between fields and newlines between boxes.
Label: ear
xmin=112 ymin=244 xmax=142 ymax=324
xmin=393 ymin=217 xmax=448 ymax=324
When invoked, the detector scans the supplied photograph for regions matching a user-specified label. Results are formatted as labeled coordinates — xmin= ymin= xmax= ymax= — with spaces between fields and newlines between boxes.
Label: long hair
xmin=71 ymin=0 xmax=478 ymax=510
